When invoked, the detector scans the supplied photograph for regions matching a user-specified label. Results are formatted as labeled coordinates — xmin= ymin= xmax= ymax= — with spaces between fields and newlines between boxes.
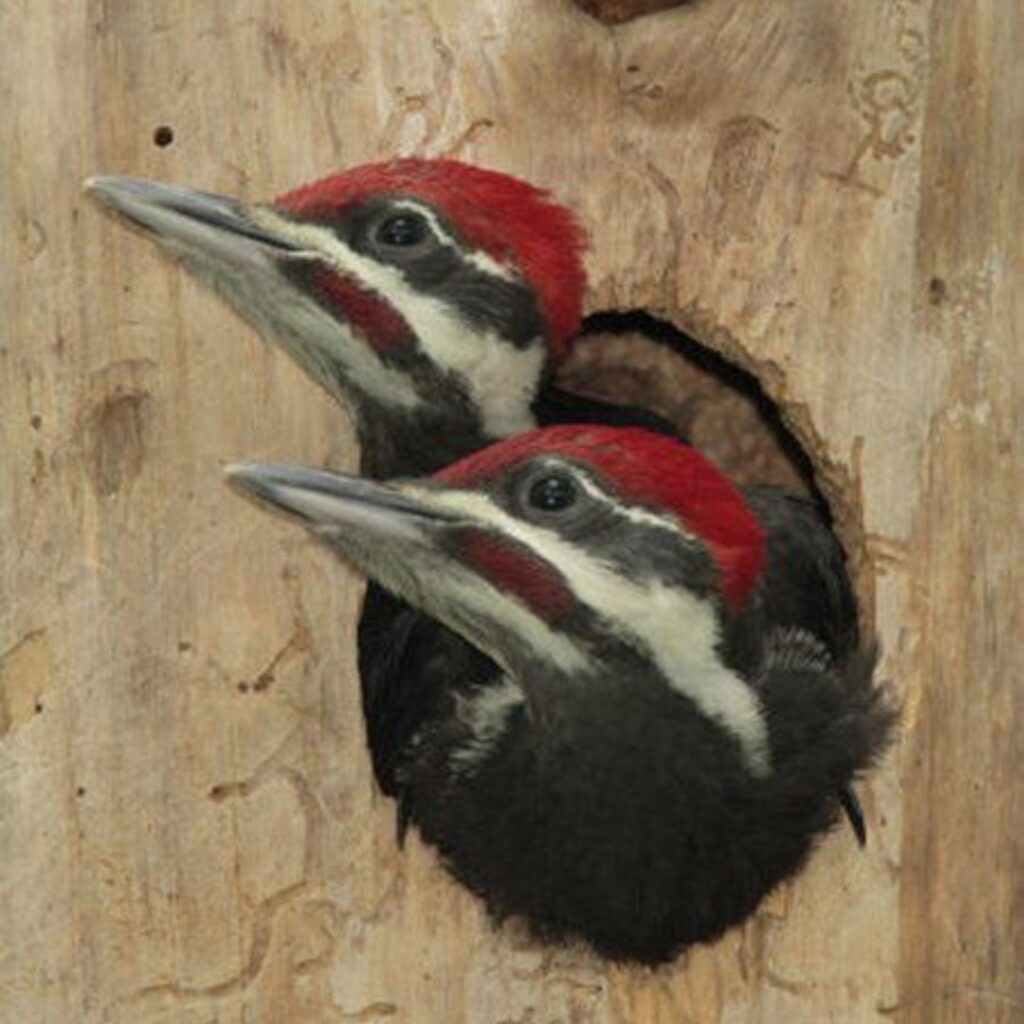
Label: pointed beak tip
xmin=82 ymin=175 xmax=114 ymax=201
xmin=82 ymin=175 xmax=141 ymax=210
xmin=83 ymin=173 xmax=132 ymax=192
xmin=80 ymin=176 xmax=299 ymax=261
xmin=222 ymin=464 xmax=299 ymax=520
xmin=223 ymin=461 xmax=267 ymax=492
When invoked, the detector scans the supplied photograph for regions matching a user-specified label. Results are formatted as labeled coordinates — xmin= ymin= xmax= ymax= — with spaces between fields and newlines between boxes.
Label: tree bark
xmin=1 ymin=1 xmax=1020 ymax=1022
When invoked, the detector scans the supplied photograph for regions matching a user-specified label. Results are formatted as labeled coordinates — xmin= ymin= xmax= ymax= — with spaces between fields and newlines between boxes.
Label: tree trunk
xmin=1 ymin=1 xmax=1019 ymax=1022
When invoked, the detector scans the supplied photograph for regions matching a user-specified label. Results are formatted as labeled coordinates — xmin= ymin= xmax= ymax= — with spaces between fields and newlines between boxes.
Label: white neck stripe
xmin=407 ymin=487 xmax=772 ymax=776
xmin=450 ymin=676 xmax=526 ymax=776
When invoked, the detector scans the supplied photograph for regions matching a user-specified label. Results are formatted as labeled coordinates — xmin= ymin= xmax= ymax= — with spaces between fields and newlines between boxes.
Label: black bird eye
xmin=375 ymin=212 xmax=430 ymax=248
xmin=527 ymin=474 xmax=578 ymax=512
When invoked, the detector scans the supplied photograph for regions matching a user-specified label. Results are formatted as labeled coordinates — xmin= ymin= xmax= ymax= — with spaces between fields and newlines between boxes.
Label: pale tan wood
xmin=1 ymin=1 xmax=1020 ymax=1022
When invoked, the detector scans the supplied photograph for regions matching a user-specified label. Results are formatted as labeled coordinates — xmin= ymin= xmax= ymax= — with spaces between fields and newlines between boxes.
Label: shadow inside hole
xmin=153 ymin=125 xmax=174 ymax=148
xmin=561 ymin=310 xmax=825 ymax=513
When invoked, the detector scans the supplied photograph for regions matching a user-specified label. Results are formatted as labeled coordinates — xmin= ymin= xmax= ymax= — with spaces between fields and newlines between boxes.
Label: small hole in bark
xmin=153 ymin=125 xmax=174 ymax=148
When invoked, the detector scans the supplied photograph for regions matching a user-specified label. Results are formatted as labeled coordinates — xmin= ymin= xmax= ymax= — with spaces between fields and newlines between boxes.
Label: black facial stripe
xmin=565 ymin=514 xmax=720 ymax=601
xmin=354 ymin=371 xmax=490 ymax=478
xmin=272 ymin=257 xmax=483 ymax=412
xmin=488 ymin=461 xmax=721 ymax=599
xmin=435 ymin=271 xmax=544 ymax=349
xmin=367 ymin=227 xmax=466 ymax=288
xmin=281 ymin=197 xmax=547 ymax=349
xmin=607 ymin=523 xmax=718 ymax=598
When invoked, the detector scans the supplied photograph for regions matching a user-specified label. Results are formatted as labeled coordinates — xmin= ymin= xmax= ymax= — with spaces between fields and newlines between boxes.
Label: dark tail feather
xmin=760 ymin=639 xmax=898 ymax=845
xmin=832 ymin=645 xmax=898 ymax=845
xmin=839 ymin=786 xmax=867 ymax=846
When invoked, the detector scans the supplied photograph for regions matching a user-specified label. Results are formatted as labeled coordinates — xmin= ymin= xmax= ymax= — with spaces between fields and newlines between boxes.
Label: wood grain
xmin=1 ymin=1 xmax=1019 ymax=1021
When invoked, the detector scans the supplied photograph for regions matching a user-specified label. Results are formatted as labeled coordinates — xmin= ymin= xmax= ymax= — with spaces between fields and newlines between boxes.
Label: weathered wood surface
xmin=1 ymin=1 xmax=1020 ymax=1022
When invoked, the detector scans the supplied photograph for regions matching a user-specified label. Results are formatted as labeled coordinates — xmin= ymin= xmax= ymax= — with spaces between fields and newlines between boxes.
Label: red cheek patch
xmin=313 ymin=268 xmax=411 ymax=352
xmin=458 ymin=532 xmax=574 ymax=622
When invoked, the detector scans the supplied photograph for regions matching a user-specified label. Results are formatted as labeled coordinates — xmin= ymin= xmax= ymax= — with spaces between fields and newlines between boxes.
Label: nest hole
xmin=562 ymin=310 xmax=876 ymax=631
xmin=153 ymin=125 xmax=175 ymax=148
xmin=561 ymin=309 xmax=876 ymax=625
xmin=562 ymin=309 xmax=831 ymax=512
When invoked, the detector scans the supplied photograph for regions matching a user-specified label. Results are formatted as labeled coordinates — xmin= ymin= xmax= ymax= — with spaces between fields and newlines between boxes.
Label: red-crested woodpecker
xmin=86 ymin=160 xmax=874 ymax=841
xmin=226 ymin=425 xmax=894 ymax=964
xmin=85 ymin=161 xmax=667 ymax=476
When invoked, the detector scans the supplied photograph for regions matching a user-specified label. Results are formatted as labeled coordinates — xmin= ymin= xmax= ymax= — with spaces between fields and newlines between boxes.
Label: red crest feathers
xmin=276 ymin=159 xmax=587 ymax=360
xmin=435 ymin=426 xmax=766 ymax=610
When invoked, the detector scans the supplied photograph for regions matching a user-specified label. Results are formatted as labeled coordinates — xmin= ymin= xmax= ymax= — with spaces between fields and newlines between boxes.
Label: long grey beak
xmin=225 ymin=462 xmax=460 ymax=542
xmin=84 ymin=176 xmax=301 ymax=263
xmin=226 ymin=462 xmax=581 ymax=682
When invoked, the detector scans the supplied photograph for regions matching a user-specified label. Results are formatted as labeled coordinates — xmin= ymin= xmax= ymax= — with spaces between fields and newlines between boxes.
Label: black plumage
xmin=228 ymin=442 xmax=896 ymax=964
xmin=358 ymin=385 xmax=683 ymax=828
xmin=361 ymin=392 xmax=872 ymax=851
xmin=400 ymin=642 xmax=892 ymax=964
xmin=88 ymin=164 xmax=892 ymax=960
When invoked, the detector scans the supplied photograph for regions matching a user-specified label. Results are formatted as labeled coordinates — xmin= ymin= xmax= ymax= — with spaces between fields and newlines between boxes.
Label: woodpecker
xmin=85 ymin=161 xmax=672 ymax=477
xmin=86 ymin=160 xmax=870 ymax=839
xmin=226 ymin=425 xmax=894 ymax=964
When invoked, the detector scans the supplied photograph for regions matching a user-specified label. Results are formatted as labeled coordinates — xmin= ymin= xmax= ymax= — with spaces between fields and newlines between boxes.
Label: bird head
xmin=227 ymin=424 xmax=892 ymax=961
xmin=85 ymin=159 xmax=586 ymax=474
xmin=229 ymin=425 xmax=771 ymax=771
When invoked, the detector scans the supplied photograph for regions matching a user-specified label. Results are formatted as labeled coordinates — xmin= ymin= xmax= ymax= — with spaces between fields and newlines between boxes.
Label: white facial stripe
xmin=389 ymin=199 xmax=518 ymax=282
xmin=174 ymin=245 xmax=421 ymax=412
xmin=575 ymin=474 xmax=695 ymax=538
xmin=313 ymin=503 xmax=587 ymax=679
xmin=409 ymin=488 xmax=771 ymax=776
xmin=437 ymin=336 xmax=542 ymax=438
xmin=450 ymin=676 xmax=525 ymax=776
xmin=252 ymin=210 xmax=541 ymax=438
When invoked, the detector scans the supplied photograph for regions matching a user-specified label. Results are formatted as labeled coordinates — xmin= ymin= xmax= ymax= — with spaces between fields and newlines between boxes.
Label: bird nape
xmin=226 ymin=425 xmax=895 ymax=964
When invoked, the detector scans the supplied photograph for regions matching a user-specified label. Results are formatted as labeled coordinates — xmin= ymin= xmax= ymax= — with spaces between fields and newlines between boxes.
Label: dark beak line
xmin=225 ymin=462 xmax=462 ymax=529
xmin=84 ymin=175 xmax=300 ymax=252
